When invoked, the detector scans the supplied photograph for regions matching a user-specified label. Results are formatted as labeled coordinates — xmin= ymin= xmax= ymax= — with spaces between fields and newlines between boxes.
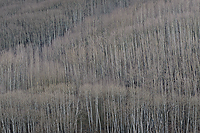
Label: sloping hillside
xmin=0 ymin=0 xmax=200 ymax=132
xmin=0 ymin=0 xmax=140 ymax=50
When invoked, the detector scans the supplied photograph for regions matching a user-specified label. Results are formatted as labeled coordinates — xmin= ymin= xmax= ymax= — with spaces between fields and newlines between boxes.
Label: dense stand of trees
xmin=0 ymin=0 xmax=200 ymax=132
xmin=0 ymin=0 xmax=141 ymax=50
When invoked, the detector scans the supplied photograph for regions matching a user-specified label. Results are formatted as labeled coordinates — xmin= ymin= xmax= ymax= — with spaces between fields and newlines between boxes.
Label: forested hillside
xmin=0 ymin=0 xmax=141 ymax=50
xmin=0 ymin=0 xmax=200 ymax=132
